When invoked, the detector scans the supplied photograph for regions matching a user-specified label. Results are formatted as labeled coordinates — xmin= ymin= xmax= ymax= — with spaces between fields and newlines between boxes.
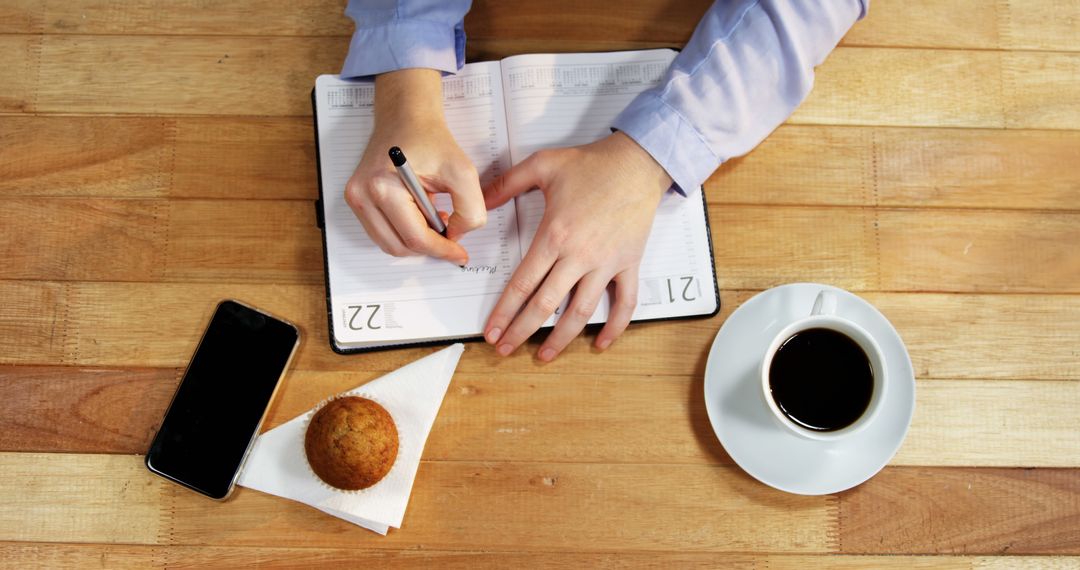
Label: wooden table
xmin=2 ymin=1 xmax=1078 ymax=567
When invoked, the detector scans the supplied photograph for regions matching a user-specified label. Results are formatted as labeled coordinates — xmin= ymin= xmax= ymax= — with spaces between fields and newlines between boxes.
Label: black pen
xmin=388 ymin=146 xmax=447 ymax=236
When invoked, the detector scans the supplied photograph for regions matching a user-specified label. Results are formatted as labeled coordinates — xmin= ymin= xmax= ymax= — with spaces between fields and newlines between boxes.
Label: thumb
xmin=483 ymin=152 xmax=547 ymax=210
xmin=441 ymin=167 xmax=487 ymax=242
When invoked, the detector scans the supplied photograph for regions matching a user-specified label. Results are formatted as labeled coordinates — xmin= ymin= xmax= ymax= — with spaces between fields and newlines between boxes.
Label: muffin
xmin=304 ymin=396 xmax=399 ymax=491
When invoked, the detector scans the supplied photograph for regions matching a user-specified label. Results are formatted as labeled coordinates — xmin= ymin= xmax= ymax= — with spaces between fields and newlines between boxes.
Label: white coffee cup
xmin=760 ymin=290 xmax=887 ymax=441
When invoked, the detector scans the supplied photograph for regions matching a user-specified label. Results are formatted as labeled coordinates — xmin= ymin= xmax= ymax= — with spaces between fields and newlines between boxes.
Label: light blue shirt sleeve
xmin=341 ymin=0 xmax=471 ymax=79
xmin=612 ymin=0 xmax=869 ymax=195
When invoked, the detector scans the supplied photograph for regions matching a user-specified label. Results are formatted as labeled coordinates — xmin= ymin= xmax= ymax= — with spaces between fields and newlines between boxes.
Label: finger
xmin=483 ymin=243 xmax=560 ymax=349
xmin=377 ymin=185 xmax=469 ymax=264
xmin=595 ymin=266 xmax=639 ymax=350
xmin=344 ymin=184 xmax=411 ymax=256
xmin=537 ymin=271 xmax=610 ymax=362
xmin=482 ymin=152 xmax=547 ymax=210
xmin=493 ymin=260 xmax=583 ymax=358
xmin=438 ymin=166 xmax=487 ymax=241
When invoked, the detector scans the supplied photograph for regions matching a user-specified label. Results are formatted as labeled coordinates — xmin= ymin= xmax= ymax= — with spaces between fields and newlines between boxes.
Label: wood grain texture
xmin=0 ymin=281 xmax=67 ymax=365
xmin=877 ymin=209 xmax=1080 ymax=293
xmin=33 ymin=35 xmax=345 ymax=115
xmin=6 ymin=37 xmax=1069 ymax=131
xmin=7 ymin=116 xmax=1079 ymax=212
xmin=839 ymin=467 xmax=1080 ymax=554
xmin=1004 ymin=52 xmax=1080 ymax=130
xmin=0 ymin=366 xmax=179 ymax=454
xmin=4 ymin=453 xmax=1080 ymax=555
xmin=7 ymin=197 xmax=1077 ymax=294
xmin=6 ymin=0 xmax=1076 ymax=55
xmin=1 ymin=545 xmax=1076 ymax=570
xmin=3 ymin=363 xmax=1078 ymax=469
xmin=2 ymin=279 xmax=1072 ymax=381
xmin=0 ymin=453 xmax=834 ymax=553
xmin=0 ymin=116 xmax=171 ymax=197
xmin=842 ymin=0 xmax=1001 ymax=50
xmin=792 ymin=48 xmax=1004 ymax=128
xmin=871 ymin=128 xmax=1080 ymax=210
xmin=1001 ymin=1 xmax=1080 ymax=52
xmin=0 ymin=198 xmax=165 ymax=281
xmin=0 ymin=116 xmax=317 ymax=200
xmin=161 ymin=200 xmax=324 ymax=284
xmin=0 ymin=35 xmax=37 ymax=113
xmin=0 ymin=453 xmax=163 ymax=545
xmin=171 ymin=117 xmax=318 ymax=200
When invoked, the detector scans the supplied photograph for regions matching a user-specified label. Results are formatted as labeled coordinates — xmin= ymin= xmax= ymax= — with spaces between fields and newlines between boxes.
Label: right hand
xmin=344 ymin=68 xmax=485 ymax=266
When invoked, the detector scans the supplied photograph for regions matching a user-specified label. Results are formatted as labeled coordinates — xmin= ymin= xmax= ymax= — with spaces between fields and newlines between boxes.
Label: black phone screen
xmin=146 ymin=300 xmax=299 ymax=499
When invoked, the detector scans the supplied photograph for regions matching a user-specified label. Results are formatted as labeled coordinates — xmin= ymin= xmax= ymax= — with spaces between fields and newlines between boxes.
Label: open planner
xmin=313 ymin=48 xmax=720 ymax=353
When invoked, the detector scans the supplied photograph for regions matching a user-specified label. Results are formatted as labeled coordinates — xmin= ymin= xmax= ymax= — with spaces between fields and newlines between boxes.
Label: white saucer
xmin=703 ymin=283 xmax=915 ymax=495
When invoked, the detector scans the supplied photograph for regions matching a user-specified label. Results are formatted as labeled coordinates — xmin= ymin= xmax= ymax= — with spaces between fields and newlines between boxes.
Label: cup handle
xmin=811 ymin=290 xmax=837 ymax=316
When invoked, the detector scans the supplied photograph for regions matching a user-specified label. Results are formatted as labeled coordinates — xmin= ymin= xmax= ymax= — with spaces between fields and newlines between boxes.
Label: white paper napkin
xmin=237 ymin=343 xmax=465 ymax=534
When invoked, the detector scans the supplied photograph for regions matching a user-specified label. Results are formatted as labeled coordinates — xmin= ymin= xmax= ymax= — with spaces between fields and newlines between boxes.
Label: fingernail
xmin=539 ymin=347 xmax=556 ymax=362
xmin=486 ymin=327 xmax=502 ymax=343
xmin=497 ymin=343 xmax=514 ymax=356
xmin=597 ymin=338 xmax=612 ymax=350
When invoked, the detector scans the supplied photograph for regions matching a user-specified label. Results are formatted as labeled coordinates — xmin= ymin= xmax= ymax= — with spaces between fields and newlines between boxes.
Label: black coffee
xmin=768 ymin=328 xmax=873 ymax=432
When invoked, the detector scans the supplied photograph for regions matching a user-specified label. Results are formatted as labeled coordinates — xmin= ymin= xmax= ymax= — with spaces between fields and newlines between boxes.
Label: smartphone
xmin=146 ymin=300 xmax=300 ymax=500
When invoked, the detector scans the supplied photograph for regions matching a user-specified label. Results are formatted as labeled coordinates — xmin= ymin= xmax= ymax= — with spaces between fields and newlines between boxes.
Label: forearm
xmin=613 ymin=0 xmax=868 ymax=194
xmin=374 ymin=69 xmax=445 ymax=126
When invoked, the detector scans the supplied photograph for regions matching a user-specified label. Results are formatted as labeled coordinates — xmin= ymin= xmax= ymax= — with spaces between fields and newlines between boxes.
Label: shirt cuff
xmin=611 ymin=91 xmax=718 ymax=197
xmin=341 ymin=19 xmax=465 ymax=79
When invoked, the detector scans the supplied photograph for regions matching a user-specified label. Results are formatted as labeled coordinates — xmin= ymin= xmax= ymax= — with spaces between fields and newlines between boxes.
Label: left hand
xmin=482 ymin=132 xmax=673 ymax=361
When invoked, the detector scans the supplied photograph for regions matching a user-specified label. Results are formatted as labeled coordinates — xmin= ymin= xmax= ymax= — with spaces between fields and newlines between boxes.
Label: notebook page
xmin=315 ymin=64 xmax=518 ymax=347
xmin=499 ymin=50 xmax=718 ymax=325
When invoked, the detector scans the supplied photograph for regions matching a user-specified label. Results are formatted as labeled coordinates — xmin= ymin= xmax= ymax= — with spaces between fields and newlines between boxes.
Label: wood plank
xmin=0 ymin=282 xmax=67 ymax=365
xmin=170 ymin=463 xmax=834 ymax=552
xmin=171 ymin=117 xmax=317 ymax=200
xmin=0 ymin=453 xmax=834 ymax=552
xmin=2 ymin=545 xmax=1074 ymax=570
xmin=4 ymin=362 xmax=1079 ymax=470
xmin=709 ymin=125 xmax=874 ymax=207
xmin=867 ymin=293 xmax=1079 ymax=381
xmin=0 ymin=116 xmax=317 ymax=200
xmin=0 ymin=198 xmax=165 ymax=281
xmin=793 ymin=48 xmax=1005 ymax=128
xmin=877 ymin=209 xmax=1080 ymax=293
xmin=0 ymin=543 xmax=739 ymax=569
xmin=0 ymin=116 xmax=171 ymax=198
xmin=33 ymin=35 xmax=345 ymax=116
xmin=1001 ymin=1 xmax=1080 ymax=52
xmin=871 ymin=128 xmax=1080 ymax=211
xmin=0 ymin=1 xmax=42 ymax=34
xmin=0 ymin=543 xmax=162 ymax=569
xmin=17 ymin=37 xmax=1061 ymax=130
xmin=34 ymin=0 xmax=352 ymax=36
xmin=9 ymin=281 xmax=1073 ymax=381
xmin=0 ymin=35 xmax=37 ymax=113
xmin=0 ymin=453 xmax=162 ymax=545
xmin=775 ymin=555 xmax=1080 ymax=569
xmin=8 ymin=116 xmax=1079 ymax=213
xmin=710 ymin=205 xmax=877 ymax=291
xmin=11 ymin=198 xmax=1074 ymax=295
xmin=161 ymin=200 xmax=323 ymax=284
xmin=0 ymin=366 xmax=179 ymax=454
xmin=838 ymin=467 xmax=1080 ymax=554
xmin=1004 ymin=52 xmax=1080 ymax=130
xmin=975 ymin=557 xmax=1080 ymax=570
xmin=842 ymin=0 xmax=1001 ymax=50
xmin=897 ymin=380 xmax=1080 ymax=467
xmin=10 ymin=0 xmax=1076 ymax=55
